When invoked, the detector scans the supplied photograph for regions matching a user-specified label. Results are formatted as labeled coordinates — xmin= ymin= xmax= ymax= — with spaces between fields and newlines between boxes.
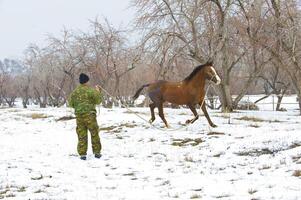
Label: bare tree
xmin=256 ymin=61 xmax=291 ymax=110
xmin=0 ymin=75 xmax=18 ymax=107
xmin=133 ymin=0 xmax=273 ymax=111
xmin=16 ymin=73 xmax=31 ymax=108
xmin=264 ymin=0 xmax=301 ymax=114
xmin=24 ymin=45 xmax=50 ymax=108
xmin=46 ymin=30 xmax=86 ymax=106
xmin=10 ymin=0 xmax=299 ymax=115
xmin=0 ymin=60 xmax=19 ymax=107
xmin=78 ymin=19 xmax=137 ymax=104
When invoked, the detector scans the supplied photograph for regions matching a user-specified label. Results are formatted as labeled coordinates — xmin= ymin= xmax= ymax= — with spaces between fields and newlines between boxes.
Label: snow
xmin=0 ymin=97 xmax=301 ymax=199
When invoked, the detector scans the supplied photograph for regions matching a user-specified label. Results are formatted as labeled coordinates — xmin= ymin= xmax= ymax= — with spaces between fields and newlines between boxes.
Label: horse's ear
xmin=205 ymin=58 xmax=213 ymax=66
xmin=206 ymin=60 xmax=213 ymax=66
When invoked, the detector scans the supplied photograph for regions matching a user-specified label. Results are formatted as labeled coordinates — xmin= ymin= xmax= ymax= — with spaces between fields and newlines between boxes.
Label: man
xmin=68 ymin=73 xmax=103 ymax=160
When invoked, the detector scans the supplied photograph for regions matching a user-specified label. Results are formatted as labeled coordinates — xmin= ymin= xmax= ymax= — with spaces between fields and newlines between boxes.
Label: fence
xmin=205 ymin=94 xmax=300 ymax=111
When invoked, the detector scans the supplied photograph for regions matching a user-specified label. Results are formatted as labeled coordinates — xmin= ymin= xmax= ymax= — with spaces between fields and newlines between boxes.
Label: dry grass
xmin=249 ymin=124 xmax=261 ymax=128
xmin=7 ymin=109 xmax=20 ymax=112
xmin=292 ymin=170 xmax=301 ymax=177
xmin=184 ymin=156 xmax=194 ymax=162
xmin=4 ymin=193 xmax=15 ymax=198
xmin=121 ymin=123 xmax=137 ymax=128
xmin=235 ymin=148 xmax=274 ymax=156
xmin=235 ymin=116 xmax=265 ymax=122
xmin=99 ymin=125 xmax=118 ymax=131
xmin=30 ymin=113 xmax=50 ymax=119
xmin=190 ymin=194 xmax=202 ymax=199
xmin=116 ymin=135 xmax=123 ymax=139
xmin=259 ymin=164 xmax=271 ymax=170
xmin=172 ymin=138 xmax=203 ymax=147
xmin=292 ymin=155 xmax=301 ymax=163
xmin=289 ymin=141 xmax=301 ymax=149
xmin=123 ymin=111 xmax=148 ymax=116
xmin=34 ymin=189 xmax=44 ymax=193
xmin=17 ymin=186 xmax=26 ymax=193
xmin=31 ymin=174 xmax=43 ymax=180
xmin=235 ymin=116 xmax=282 ymax=123
xmin=0 ymin=185 xmax=26 ymax=199
xmin=123 ymin=172 xmax=135 ymax=176
xmin=56 ymin=116 xmax=75 ymax=121
xmin=238 ymin=142 xmax=301 ymax=157
xmin=213 ymin=152 xmax=224 ymax=157
xmin=215 ymin=194 xmax=231 ymax=198
xmin=0 ymin=189 xmax=9 ymax=196
xmin=100 ymin=123 xmax=137 ymax=133
xmin=207 ymin=131 xmax=225 ymax=136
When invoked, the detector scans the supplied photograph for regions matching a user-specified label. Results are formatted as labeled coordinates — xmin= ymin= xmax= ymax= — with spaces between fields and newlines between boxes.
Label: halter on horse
xmin=133 ymin=62 xmax=221 ymax=128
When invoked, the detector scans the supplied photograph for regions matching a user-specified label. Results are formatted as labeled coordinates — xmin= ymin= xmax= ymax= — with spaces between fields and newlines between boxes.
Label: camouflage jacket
xmin=68 ymin=84 xmax=103 ymax=115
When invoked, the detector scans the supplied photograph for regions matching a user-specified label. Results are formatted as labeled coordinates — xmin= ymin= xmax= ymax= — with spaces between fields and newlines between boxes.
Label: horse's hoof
xmin=211 ymin=124 xmax=217 ymax=128
xmin=185 ymin=120 xmax=191 ymax=124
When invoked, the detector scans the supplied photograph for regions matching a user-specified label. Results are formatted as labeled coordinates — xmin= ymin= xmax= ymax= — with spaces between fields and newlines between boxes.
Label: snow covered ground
xmin=0 ymin=98 xmax=301 ymax=199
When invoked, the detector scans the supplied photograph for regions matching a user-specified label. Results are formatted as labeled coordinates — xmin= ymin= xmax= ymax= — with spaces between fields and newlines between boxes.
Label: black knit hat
xmin=79 ymin=73 xmax=89 ymax=84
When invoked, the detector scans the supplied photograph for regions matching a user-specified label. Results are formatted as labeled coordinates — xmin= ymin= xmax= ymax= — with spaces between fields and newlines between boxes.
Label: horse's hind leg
xmin=149 ymin=89 xmax=159 ymax=123
xmin=186 ymin=104 xmax=199 ymax=124
xmin=149 ymin=103 xmax=156 ymax=123
xmin=158 ymin=103 xmax=170 ymax=128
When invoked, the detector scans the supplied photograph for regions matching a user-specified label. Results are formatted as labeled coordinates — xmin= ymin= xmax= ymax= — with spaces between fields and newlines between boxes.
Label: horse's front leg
xmin=200 ymin=102 xmax=217 ymax=127
xmin=186 ymin=104 xmax=199 ymax=124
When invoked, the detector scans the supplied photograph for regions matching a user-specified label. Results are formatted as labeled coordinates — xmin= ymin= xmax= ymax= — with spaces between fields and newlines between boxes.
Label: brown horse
xmin=133 ymin=62 xmax=221 ymax=128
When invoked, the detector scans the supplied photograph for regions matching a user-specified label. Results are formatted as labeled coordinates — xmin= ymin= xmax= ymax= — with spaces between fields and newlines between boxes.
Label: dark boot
xmin=95 ymin=154 xmax=102 ymax=159
xmin=80 ymin=155 xmax=87 ymax=160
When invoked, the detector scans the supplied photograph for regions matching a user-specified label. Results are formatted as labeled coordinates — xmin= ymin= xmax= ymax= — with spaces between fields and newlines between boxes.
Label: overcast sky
xmin=0 ymin=0 xmax=134 ymax=59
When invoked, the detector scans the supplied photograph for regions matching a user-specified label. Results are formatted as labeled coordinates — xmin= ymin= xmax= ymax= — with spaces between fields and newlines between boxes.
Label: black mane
xmin=184 ymin=62 xmax=213 ymax=81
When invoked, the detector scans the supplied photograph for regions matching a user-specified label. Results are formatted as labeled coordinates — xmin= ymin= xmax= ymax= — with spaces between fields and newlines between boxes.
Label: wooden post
xmin=272 ymin=95 xmax=275 ymax=111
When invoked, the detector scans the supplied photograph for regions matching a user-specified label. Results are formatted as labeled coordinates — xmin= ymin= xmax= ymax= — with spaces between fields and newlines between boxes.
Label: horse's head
xmin=204 ymin=63 xmax=221 ymax=85
xmin=184 ymin=62 xmax=221 ymax=85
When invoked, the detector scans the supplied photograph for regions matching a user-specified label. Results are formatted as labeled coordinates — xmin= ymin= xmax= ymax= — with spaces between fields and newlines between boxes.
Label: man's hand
xmin=95 ymin=85 xmax=102 ymax=92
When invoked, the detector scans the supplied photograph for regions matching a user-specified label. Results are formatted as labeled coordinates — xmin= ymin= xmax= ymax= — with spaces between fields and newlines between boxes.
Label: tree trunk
xmin=287 ymin=74 xmax=301 ymax=115
xmin=4 ymin=97 xmax=16 ymax=108
xmin=40 ymin=91 xmax=48 ymax=108
xmin=220 ymin=83 xmax=233 ymax=112
xmin=22 ymin=99 xmax=28 ymax=108
xmin=219 ymin=43 xmax=233 ymax=112
xmin=206 ymin=93 xmax=216 ymax=109
xmin=276 ymin=95 xmax=283 ymax=111
xmin=40 ymin=102 xmax=47 ymax=108
xmin=254 ymin=93 xmax=272 ymax=104
xmin=298 ymin=93 xmax=301 ymax=115
xmin=233 ymin=78 xmax=255 ymax=109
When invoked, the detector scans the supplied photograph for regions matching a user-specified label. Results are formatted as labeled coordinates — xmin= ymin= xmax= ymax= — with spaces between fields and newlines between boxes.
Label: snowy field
xmin=0 ymin=96 xmax=301 ymax=200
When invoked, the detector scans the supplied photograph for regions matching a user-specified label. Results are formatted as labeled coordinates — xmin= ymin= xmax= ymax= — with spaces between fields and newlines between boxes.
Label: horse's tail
xmin=133 ymin=84 xmax=150 ymax=100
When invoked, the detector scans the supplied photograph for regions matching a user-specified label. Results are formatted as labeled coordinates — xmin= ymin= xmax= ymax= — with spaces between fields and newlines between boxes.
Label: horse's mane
xmin=183 ymin=62 xmax=213 ymax=81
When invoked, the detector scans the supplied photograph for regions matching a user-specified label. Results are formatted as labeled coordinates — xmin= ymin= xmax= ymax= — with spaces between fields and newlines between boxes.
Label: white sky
xmin=0 ymin=0 xmax=134 ymax=59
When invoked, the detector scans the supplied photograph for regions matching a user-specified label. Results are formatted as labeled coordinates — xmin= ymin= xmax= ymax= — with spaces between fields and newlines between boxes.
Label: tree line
xmin=0 ymin=0 xmax=300 ymax=114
